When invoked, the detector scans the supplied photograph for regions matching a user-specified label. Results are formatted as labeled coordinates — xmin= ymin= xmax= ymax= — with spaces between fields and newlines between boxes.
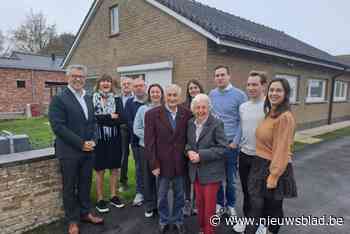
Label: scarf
xmin=93 ymin=91 xmax=117 ymax=140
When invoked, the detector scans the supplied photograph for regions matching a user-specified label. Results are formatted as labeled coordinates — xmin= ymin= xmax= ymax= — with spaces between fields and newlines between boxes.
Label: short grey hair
xmin=190 ymin=93 xmax=211 ymax=113
xmin=165 ymin=84 xmax=182 ymax=96
xmin=66 ymin=64 xmax=88 ymax=77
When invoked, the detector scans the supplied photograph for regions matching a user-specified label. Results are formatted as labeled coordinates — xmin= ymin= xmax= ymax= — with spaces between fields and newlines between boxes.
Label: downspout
xmin=328 ymin=68 xmax=347 ymax=125
xmin=31 ymin=70 xmax=35 ymax=103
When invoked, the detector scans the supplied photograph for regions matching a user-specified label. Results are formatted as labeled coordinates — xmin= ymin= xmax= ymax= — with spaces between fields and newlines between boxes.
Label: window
xmin=306 ymin=79 xmax=327 ymax=103
xmin=16 ymin=80 xmax=26 ymax=88
xmin=110 ymin=5 xmax=119 ymax=35
xmin=274 ymin=74 xmax=299 ymax=103
xmin=334 ymin=80 xmax=348 ymax=102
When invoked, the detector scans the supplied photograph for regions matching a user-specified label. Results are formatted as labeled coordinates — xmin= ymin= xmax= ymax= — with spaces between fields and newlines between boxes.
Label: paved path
xmin=25 ymin=137 xmax=350 ymax=234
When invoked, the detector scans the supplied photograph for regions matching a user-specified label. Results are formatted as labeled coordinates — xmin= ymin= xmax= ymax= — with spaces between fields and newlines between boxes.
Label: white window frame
xmin=110 ymin=5 xmax=119 ymax=35
xmin=306 ymin=79 xmax=327 ymax=103
xmin=274 ymin=74 xmax=299 ymax=104
xmin=333 ymin=80 xmax=348 ymax=102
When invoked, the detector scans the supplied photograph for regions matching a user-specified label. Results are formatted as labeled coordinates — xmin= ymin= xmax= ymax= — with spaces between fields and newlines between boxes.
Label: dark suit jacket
xmin=144 ymin=105 xmax=192 ymax=177
xmin=48 ymin=88 xmax=96 ymax=159
xmin=125 ymin=97 xmax=145 ymax=146
xmin=185 ymin=114 xmax=228 ymax=184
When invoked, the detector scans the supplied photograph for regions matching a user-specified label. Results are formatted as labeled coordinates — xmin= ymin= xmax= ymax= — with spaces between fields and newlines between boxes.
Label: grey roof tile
xmin=0 ymin=51 xmax=64 ymax=72
xmin=155 ymin=0 xmax=348 ymax=68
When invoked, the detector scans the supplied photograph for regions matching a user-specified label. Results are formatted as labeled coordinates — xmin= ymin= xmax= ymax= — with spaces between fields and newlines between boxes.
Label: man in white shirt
xmin=234 ymin=71 xmax=267 ymax=233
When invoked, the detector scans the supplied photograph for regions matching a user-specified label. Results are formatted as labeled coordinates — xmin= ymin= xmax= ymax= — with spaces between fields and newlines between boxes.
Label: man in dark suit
xmin=145 ymin=84 xmax=192 ymax=234
xmin=116 ymin=77 xmax=133 ymax=192
xmin=49 ymin=65 xmax=103 ymax=234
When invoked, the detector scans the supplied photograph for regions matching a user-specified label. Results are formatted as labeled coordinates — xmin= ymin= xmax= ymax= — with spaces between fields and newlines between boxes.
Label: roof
xmin=0 ymin=51 xmax=64 ymax=72
xmin=336 ymin=55 xmax=350 ymax=66
xmin=62 ymin=0 xmax=349 ymax=70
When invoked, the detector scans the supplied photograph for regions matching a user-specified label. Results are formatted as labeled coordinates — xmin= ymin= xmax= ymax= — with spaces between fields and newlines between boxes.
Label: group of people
xmin=48 ymin=64 xmax=297 ymax=234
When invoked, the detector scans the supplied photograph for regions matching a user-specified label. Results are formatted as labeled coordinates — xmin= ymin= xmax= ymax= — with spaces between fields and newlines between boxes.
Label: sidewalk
xmin=295 ymin=120 xmax=350 ymax=144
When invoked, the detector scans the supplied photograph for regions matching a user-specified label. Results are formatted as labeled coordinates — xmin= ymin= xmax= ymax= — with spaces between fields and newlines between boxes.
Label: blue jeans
xmin=217 ymin=148 xmax=238 ymax=207
xmin=131 ymin=144 xmax=144 ymax=195
xmin=158 ymin=176 xmax=185 ymax=225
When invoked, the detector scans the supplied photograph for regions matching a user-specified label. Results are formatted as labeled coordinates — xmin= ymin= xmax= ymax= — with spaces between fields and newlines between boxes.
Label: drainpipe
xmin=328 ymin=69 xmax=347 ymax=125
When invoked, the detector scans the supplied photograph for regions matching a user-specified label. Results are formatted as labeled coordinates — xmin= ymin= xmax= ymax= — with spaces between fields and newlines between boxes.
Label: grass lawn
xmin=0 ymin=117 xmax=53 ymax=149
xmin=315 ymin=126 xmax=350 ymax=141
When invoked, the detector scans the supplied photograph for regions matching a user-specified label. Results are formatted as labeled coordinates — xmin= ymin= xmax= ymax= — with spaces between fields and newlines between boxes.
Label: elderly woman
xmin=185 ymin=94 xmax=228 ymax=234
xmin=93 ymin=74 xmax=125 ymax=213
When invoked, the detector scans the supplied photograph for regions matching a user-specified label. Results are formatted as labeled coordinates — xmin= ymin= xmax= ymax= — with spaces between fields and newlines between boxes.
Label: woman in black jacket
xmin=93 ymin=74 xmax=125 ymax=213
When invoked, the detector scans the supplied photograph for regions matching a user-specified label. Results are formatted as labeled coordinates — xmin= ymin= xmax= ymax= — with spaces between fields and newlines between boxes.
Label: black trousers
xmin=245 ymin=196 xmax=284 ymax=234
xmin=238 ymin=152 xmax=255 ymax=217
xmin=59 ymin=154 xmax=93 ymax=224
xmin=120 ymin=125 xmax=130 ymax=185
xmin=140 ymin=146 xmax=158 ymax=212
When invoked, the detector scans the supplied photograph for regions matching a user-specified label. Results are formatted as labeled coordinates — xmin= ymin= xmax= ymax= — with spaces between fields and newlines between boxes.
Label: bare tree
xmin=0 ymin=30 xmax=4 ymax=54
xmin=12 ymin=10 xmax=56 ymax=53
xmin=41 ymin=33 xmax=75 ymax=56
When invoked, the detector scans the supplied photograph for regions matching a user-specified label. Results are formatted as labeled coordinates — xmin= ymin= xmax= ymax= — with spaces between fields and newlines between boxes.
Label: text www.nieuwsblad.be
xmin=209 ymin=215 xmax=345 ymax=227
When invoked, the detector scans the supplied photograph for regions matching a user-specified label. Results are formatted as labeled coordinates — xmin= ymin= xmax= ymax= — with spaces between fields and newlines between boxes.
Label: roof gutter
xmin=328 ymin=69 xmax=347 ymax=125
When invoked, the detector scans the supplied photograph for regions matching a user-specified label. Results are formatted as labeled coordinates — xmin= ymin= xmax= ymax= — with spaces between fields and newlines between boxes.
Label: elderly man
xmin=145 ymin=84 xmax=192 ymax=234
xmin=186 ymin=94 xmax=227 ymax=234
xmin=49 ymin=65 xmax=103 ymax=234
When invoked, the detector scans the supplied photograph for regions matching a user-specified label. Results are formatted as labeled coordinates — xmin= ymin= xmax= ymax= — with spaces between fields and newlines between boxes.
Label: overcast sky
xmin=1 ymin=0 xmax=349 ymax=55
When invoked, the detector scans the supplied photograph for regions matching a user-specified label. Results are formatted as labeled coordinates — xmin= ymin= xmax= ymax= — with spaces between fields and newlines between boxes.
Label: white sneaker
xmin=132 ymin=193 xmax=144 ymax=206
xmin=227 ymin=206 xmax=237 ymax=217
xmin=233 ymin=222 xmax=246 ymax=233
xmin=216 ymin=204 xmax=225 ymax=216
xmin=144 ymin=210 xmax=154 ymax=218
xmin=256 ymin=224 xmax=267 ymax=234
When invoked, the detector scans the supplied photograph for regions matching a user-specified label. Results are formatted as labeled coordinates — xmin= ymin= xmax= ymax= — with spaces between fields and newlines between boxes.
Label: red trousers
xmin=194 ymin=178 xmax=220 ymax=234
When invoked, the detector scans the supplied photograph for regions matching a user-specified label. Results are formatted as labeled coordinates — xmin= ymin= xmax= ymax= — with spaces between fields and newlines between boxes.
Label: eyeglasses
xmin=71 ymin=75 xmax=86 ymax=79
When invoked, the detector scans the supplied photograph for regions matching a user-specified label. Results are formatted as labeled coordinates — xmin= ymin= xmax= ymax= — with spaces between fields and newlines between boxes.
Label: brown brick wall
xmin=206 ymin=42 xmax=350 ymax=128
xmin=0 ymin=158 xmax=63 ymax=234
xmin=68 ymin=0 xmax=208 ymax=97
xmin=0 ymin=68 xmax=66 ymax=113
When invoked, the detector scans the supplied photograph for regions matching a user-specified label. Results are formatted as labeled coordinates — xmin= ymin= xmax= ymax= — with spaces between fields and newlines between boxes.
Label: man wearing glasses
xmin=49 ymin=65 xmax=103 ymax=234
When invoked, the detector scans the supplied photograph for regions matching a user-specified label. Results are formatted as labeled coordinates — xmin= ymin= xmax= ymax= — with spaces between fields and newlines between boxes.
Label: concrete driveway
xmin=25 ymin=137 xmax=350 ymax=234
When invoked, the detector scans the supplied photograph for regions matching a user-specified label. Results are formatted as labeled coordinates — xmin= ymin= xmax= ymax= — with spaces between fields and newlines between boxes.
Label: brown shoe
xmin=68 ymin=223 xmax=79 ymax=234
xmin=81 ymin=213 xmax=104 ymax=225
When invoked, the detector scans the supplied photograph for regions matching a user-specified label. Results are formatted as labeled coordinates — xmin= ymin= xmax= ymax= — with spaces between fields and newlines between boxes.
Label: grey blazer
xmin=185 ymin=114 xmax=228 ymax=184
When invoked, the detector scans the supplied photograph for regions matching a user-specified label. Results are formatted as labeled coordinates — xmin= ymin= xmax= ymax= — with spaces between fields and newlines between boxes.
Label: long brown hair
xmin=185 ymin=79 xmax=205 ymax=108
xmin=264 ymin=78 xmax=291 ymax=118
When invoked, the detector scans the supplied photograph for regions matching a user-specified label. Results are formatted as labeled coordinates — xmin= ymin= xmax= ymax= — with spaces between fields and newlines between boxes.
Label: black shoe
xmin=175 ymin=224 xmax=186 ymax=234
xmin=95 ymin=200 xmax=109 ymax=213
xmin=158 ymin=224 xmax=169 ymax=234
xmin=110 ymin=196 xmax=125 ymax=208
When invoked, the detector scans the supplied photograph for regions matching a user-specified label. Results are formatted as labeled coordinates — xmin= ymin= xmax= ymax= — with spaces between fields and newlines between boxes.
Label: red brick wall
xmin=0 ymin=68 xmax=66 ymax=113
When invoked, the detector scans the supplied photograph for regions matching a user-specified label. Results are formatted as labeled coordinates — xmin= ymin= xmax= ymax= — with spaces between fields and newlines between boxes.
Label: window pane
xmin=309 ymin=80 xmax=323 ymax=97
xmin=110 ymin=7 xmax=119 ymax=34
xmin=335 ymin=82 xmax=341 ymax=97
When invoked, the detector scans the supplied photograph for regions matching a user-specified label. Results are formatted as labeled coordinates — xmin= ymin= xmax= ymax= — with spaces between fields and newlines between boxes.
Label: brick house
xmin=0 ymin=52 xmax=67 ymax=115
xmin=62 ymin=0 xmax=350 ymax=129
